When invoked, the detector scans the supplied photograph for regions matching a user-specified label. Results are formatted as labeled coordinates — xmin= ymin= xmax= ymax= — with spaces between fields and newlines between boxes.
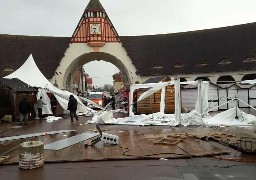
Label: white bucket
xmin=19 ymin=141 xmax=44 ymax=169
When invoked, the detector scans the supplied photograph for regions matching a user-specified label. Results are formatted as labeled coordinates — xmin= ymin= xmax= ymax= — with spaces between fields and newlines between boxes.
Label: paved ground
xmin=0 ymin=113 xmax=256 ymax=180
xmin=1 ymin=158 xmax=256 ymax=180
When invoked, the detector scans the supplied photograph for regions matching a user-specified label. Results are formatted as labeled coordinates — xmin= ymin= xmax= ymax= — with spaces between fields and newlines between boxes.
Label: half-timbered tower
xmin=51 ymin=0 xmax=138 ymax=90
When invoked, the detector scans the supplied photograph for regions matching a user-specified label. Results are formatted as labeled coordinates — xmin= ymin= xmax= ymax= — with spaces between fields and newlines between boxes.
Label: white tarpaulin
xmin=36 ymin=88 xmax=52 ymax=115
xmin=46 ymin=88 xmax=96 ymax=114
xmin=137 ymin=81 xmax=173 ymax=102
xmin=4 ymin=54 xmax=94 ymax=114
xmin=195 ymin=81 xmax=209 ymax=115
xmin=137 ymin=80 xmax=197 ymax=102
xmin=88 ymin=108 xmax=256 ymax=126
xmin=204 ymin=107 xmax=256 ymax=126
xmin=5 ymin=54 xmax=54 ymax=89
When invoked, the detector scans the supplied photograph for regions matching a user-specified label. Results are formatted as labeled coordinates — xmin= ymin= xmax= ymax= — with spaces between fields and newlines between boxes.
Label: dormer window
xmin=218 ymin=58 xmax=231 ymax=65
xmin=243 ymin=56 xmax=256 ymax=63
xmin=174 ymin=62 xmax=184 ymax=68
xmin=3 ymin=67 xmax=14 ymax=72
xmin=153 ymin=63 xmax=163 ymax=69
xmin=196 ymin=60 xmax=208 ymax=67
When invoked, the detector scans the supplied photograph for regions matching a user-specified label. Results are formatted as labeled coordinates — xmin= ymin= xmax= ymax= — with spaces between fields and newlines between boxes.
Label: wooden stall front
xmin=0 ymin=78 xmax=38 ymax=121
xmin=137 ymin=85 xmax=175 ymax=114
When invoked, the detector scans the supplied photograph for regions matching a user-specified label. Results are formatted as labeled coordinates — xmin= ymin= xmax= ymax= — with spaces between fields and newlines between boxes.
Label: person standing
xmin=67 ymin=95 xmax=79 ymax=123
xmin=103 ymin=96 xmax=108 ymax=107
xmin=110 ymin=95 xmax=116 ymax=110
xmin=50 ymin=95 xmax=58 ymax=116
xmin=133 ymin=92 xmax=138 ymax=114
xmin=36 ymin=96 xmax=45 ymax=122
xmin=19 ymin=97 xmax=31 ymax=125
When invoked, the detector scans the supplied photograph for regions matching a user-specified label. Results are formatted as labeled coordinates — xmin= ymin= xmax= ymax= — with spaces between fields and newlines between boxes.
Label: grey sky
xmin=83 ymin=61 xmax=119 ymax=87
xmin=1 ymin=0 xmax=256 ymax=86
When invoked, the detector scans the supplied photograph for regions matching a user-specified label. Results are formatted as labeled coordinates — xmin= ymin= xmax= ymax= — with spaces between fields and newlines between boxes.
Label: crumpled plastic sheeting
xmin=88 ymin=108 xmax=256 ymax=127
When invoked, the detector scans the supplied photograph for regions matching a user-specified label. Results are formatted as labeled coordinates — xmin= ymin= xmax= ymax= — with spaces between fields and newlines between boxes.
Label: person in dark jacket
xmin=19 ymin=97 xmax=31 ymax=125
xmin=50 ymin=95 xmax=58 ymax=116
xmin=67 ymin=95 xmax=79 ymax=123
xmin=110 ymin=95 xmax=116 ymax=110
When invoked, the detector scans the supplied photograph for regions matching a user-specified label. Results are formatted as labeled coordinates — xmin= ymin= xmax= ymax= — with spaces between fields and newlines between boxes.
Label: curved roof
xmin=0 ymin=22 xmax=256 ymax=79
xmin=0 ymin=34 xmax=70 ymax=79
xmin=120 ymin=22 xmax=256 ymax=76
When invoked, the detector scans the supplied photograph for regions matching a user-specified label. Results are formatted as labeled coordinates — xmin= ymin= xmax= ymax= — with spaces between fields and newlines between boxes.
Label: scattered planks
xmin=0 ymin=155 xmax=12 ymax=164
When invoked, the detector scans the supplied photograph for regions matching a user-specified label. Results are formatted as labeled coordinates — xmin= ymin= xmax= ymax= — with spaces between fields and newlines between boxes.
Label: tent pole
xmin=129 ymin=85 xmax=135 ymax=116
xmin=160 ymin=87 xmax=166 ymax=114
xmin=198 ymin=79 xmax=203 ymax=115
xmin=235 ymin=95 xmax=239 ymax=119
xmin=175 ymin=77 xmax=181 ymax=126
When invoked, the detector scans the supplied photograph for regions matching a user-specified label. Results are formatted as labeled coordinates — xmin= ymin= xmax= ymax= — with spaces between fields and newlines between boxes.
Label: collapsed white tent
xmin=89 ymin=79 xmax=256 ymax=126
xmin=4 ymin=54 xmax=94 ymax=115
xmin=129 ymin=79 xmax=202 ymax=123
xmin=204 ymin=107 xmax=256 ymax=126
xmin=89 ymin=107 xmax=256 ymax=126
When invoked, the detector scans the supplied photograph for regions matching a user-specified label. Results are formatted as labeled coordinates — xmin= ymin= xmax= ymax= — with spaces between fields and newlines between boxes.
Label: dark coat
xmin=50 ymin=96 xmax=58 ymax=107
xmin=68 ymin=96 xmax=78 ymax=111
xmin=19 ymin=99 xmax=31 ymax=114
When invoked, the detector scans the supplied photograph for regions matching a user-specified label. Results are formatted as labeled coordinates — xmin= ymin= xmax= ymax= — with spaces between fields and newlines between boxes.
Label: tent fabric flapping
xmin=36 ymin=88 xmax=53 ymax=115
xmin=137 ymin=81 xmax=173 ymax=102
xmin=4 ymin=54 xmax=94 ymax=114
xmin=5 ymin=54 xmax=54 ymax=89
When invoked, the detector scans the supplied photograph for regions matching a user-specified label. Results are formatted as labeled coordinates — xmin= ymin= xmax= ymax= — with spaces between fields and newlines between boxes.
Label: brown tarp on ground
xmin=1 ymin=112 xmax=256 ymax=164
xmin=0 ymin=124 xmax=237 ymax=164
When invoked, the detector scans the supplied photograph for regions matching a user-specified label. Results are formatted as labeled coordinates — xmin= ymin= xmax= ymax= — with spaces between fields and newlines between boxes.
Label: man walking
xmin=19 ymin=97 xmax=31 ymax=125
xmin=68 ymin=95 xmax=79 ymax=123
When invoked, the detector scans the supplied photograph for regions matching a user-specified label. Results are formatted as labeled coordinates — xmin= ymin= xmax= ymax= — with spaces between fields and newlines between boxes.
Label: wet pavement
xmin=0 ymin=113 xmax=256 ymax=179
xmin=1 ymin=158 xmax=256 ymax=180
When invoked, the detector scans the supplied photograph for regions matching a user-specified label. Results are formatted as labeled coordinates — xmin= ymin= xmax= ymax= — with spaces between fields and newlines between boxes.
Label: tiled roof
xmin=85 ymin=0 xmax=105 ymax=12
xmin=0 ymin=34 xmax=70 ymax=79
xmin=120 ymin=22 xmax=256 ymax=76
xmin=0 ymin=78 xmax=38 ymax=92
xmin=0 ymin=22 xmax=256 ymax=80
xmin=143 ymin=76 xmax=169 ymax=84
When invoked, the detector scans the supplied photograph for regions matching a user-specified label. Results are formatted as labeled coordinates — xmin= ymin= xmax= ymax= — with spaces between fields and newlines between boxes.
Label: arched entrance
xmin=57 ymin=52 xmax=132 ymax=91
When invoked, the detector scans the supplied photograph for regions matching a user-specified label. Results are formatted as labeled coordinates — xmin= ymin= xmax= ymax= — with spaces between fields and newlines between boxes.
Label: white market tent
xmin=5 ymin=54 xmax=54 ymax=89
xmin=4 ymin=54 xmax=95 ymax=115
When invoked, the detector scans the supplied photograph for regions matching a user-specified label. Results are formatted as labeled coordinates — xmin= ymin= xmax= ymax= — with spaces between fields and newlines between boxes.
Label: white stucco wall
xmin=50 ymin=42 xmax=140 ymax=90
xmin=141 ymin=71 xmax=255 ymax=84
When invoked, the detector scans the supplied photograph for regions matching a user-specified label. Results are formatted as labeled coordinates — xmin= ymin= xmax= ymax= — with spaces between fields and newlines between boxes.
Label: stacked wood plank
xmin=137 ymin=85 xmax=175 ymax=114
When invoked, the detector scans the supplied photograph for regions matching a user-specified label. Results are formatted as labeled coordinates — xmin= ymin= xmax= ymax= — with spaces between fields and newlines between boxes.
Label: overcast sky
xmin=1 ymin=0 xmax=256 ymax=86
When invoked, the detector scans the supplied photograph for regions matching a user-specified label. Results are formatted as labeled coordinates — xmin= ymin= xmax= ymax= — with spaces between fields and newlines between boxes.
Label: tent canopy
xmin=4 ymin=54 xmax=94 ymax=114
xmin=5 ymin=54 xmax=54 ymax=89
